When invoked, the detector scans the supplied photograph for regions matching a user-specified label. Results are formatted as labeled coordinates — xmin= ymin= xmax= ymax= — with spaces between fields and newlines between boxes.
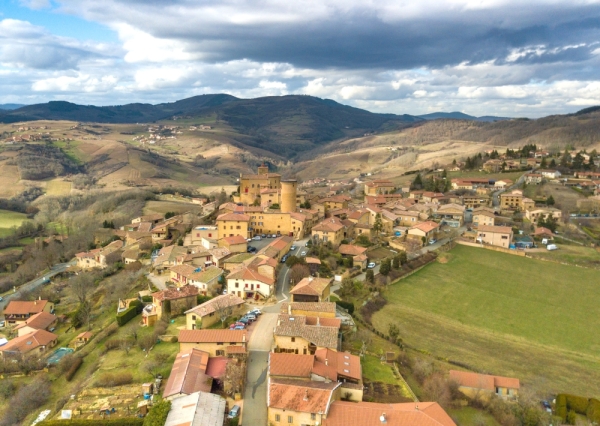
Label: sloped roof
xmin=153 ymin=285 xmax=199 ymax=301
xmin=268 ymin=379 xmax=340 ymax=414
xmin=449 ymin=370 xmax=520 ymax=390
xmin=313 ymin=217 xmax=345 ymax=232
xmin=280 ymin=302 xmax=336 ymax=315
xmin=476 ymin=225 xmax=512 ymax=234
xmin=227 ymin=265 xmax=274 ymax=285
xmin=170 ymin=264 xmax=197 ymax=278
xmin=185 ymin=294 xmax=245 ymax=317
xmin=0 ymin=329 xmax=57 ymax=354
xmin=3 ymin=300 xmax=50 ymax=315
xmin=275 ymin=314 xmax=339 ymax=349
xmin=269 ymin=353 xmax=314 ymax=378
xmin=189 ymin=266 xmax=223 ymax=283
xmin=410 ymin=221 xmax=439 ymax=233
xmin=221 ymin=235 xmax=247 ymax=245
xmin=313 ymin=348 xmax=361 ymax=381
xmin=290 ymin=277 xmax=332 ymax=297
xmin=163 ymin=349 xmax=212 ymax=398
xmin=338 ymin=244 xmax=367 ymax=256
xmin=216 ymin=213 xmax=250 ymax=222
xmin=13 ymin=312 xmax=56 ymax=331
xmin=323 ymin=401 xmax=456 ymax=426
xmin=164 ymin=391 xmax=226 ymax=426
xmin=178 ymin=329 xmax=247 ymax=344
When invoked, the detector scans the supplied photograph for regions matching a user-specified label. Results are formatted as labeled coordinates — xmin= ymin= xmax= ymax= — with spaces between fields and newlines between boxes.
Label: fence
xmin=456 ymin=240 xmax=526 ymax=256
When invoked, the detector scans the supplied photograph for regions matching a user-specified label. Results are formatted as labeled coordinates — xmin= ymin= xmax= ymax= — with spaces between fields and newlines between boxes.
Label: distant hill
xmin=418 ymin=111 xmax=510 ymax=122
xmin=0 ymin=94 xmax=422 ymax=157
xmin=0 ymin=104 xmax=26 ymax=110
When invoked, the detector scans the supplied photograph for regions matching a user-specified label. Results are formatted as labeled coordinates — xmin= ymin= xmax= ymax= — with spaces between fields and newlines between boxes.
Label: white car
xmin=367 ymin=262 xmax=376 ymax=269
xmin=300 ymin=251 xmax=307 ymax=256
xmin=0 ymin=320 xmax=5 ymax=328
xmin=247 ymin=238 xmax=252 ymax=242
xmin=253 ymin=236 xmax=262 ymax=240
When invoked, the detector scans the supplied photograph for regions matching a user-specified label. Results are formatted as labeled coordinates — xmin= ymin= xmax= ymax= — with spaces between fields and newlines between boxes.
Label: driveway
xmin=274 ymin=238 xmax=308 ymax=302
xmin=241 ymin=313 xmax=277 ymax=426
xmin=146 ymin=272 xmax=168 ymax=291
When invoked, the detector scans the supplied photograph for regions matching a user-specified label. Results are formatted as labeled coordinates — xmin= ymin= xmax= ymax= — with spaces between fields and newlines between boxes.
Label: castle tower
xmin=280 ymin=180 xmax=297 ymax=213
xmin=257 ymin=164 xmax=269 ymax=175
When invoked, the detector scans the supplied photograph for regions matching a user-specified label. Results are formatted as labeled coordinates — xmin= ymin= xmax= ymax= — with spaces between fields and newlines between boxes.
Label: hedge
xmin=65 ymin=357 xmax=83 ymax=382
xmin=587 ymin=398 xmax=600 ymax=423
xmin=555 ymin=394 xmax=567 ymax=420
xmin=129 ymin=299 xmax=144 ymax=314
xmin=143 ymin=400 xmax=171 ymax=426
xmin=564 ymin=394 xmax=590 ymax=414
xmin=39 ymin=419 xmax=143 ymax=426
xmin=116 ymin=306 xmax=138 ymax=327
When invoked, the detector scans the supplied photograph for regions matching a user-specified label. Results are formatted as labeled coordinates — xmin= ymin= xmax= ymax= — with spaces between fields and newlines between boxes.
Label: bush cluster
xmin=116 ymin=306 xmax=138 ymax=326
xmin=39 ymin=419 xmax=143 ymax=426
xmin=94 ymin=372 xmax=133 ymax=387
xmin=64 ymin=356 xmax=83 ymax=382
xmin=143 ymin=400 xmax=171 ymax=426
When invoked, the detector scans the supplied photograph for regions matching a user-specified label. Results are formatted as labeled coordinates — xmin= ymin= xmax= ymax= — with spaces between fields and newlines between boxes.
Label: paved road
xmin=0 ymin=261 xmax=75 ymax=314
xmin=146 ymin=272 xmax=168 ymax=291
xmin=274 ymin=238 xmax=308 ymax=302
xmin=241 ymin=313 xmax=277 ymax=426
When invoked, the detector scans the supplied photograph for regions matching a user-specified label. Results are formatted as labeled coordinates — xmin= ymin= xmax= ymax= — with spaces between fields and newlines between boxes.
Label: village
xmin=0 ymin=144 xmax=599 ymax=426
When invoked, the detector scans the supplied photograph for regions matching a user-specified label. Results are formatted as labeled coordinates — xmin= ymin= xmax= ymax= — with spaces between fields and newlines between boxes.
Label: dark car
xmin=261 ymin=234 xmax=266 ymax=238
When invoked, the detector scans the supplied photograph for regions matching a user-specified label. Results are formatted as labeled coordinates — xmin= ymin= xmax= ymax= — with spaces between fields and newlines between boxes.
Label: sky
xmin=1 ymin=0 xmax=600 ymax=117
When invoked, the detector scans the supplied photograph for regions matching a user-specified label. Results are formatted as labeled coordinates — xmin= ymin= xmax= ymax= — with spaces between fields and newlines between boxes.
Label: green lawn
xmin=0 ymin=209 xmax=28 ymax=237
xmin=372 ymin=245 xmax=600 ymax=396
xmin=362 ymin=354 xmax=398 ymax=385
xmin=448 ymin=407 xmax=501 ymax=426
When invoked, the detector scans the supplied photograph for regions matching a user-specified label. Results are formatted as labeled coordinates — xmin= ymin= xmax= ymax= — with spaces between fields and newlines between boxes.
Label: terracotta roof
xmin=76 ymin=331 xmax=93 ymax=340
xmin=449 ymin=370 xmax=520 ymax=391
xmin=162 ymin=349 xmax=212 ymax=398
xmin=13 ymin=312 xmax=56 ymax=331
xmin=324 ymin=401 xmax=456 ymax=426
xmin=338 ymin=244 xmax=367 ymax=256
xmin=3 ymin=300 xmax=50 ymax=315
xmin=222 ymin=235 xmax=247 ymax=245
xmin=153 ymin=285 xmax=199 ymax=301
xmin=0 ymin=329 xmax=57 ymax=354
xmin=205 ymin=356 xmax=229 ymax=379
xmin=313 ymin=348 xmax=362 ymax=382
xmin=476 ymin=225 xmax=512 ymax=234
xmin=189 ymin=266 xmax=223 ymax=283
xmin=178 ymin=329 xmax=247 ymax=344
xmin=216 ymin=213 xmax=250 ymax=222
xmin=533 ymin=227 xmax=553 ymax=236
xmin=304 ymin=316 xmax=341 ymax=328
xmin=169 ymin=264 xmax=197 ymax=277
xmin=275 ymin=314 xmax=339 ymax=349
xmin=269 ymin=353 xmax=314 ymax=378
xmin=313 ymin=217 xmax=346 ymax=232
xmin=410 ymin=221 xmax=439 ymax=233
xmin=226 ymin=345 xmax=247 ymax=354
xmin=227 ymin=265 xmax=275 ymax=285
xmin=185 ymin=294 xmax=245 ymax=317
xmin=290 ymin=277 xmax=332 ymax=297
xmin=305 ymin=257 xmax=322 ymax=265
xmin=289 ymin=212 xmax=308 ymax=222
xmin=268 ymin=378 xmax=340 ymax=414
xmin=280 ymin=302 xmax=336 ymax=315
xmin=473 ymin=211 xmax=496 ymax=218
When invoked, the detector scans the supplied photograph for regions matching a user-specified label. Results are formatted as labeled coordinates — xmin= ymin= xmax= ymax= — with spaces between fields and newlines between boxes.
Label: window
xmin=216 ymin=350 xmax=225 ymax=356
xmin=208 ymin=233 xmax=212 ymax=237
xmin=291 ymin=337 xmax=295 ymax=342
xmin=275 ymin=414 xmax=280 ymax=422
xmin=235 ymin=282 xmax=239 ymax=288
xmin=217 ymin=342 xmax=223 ymax=346
xmin=237 ymin=226 xmax=241 ymax=229
xmin=288 ymin=416 xmax=293 ymax=424
xmin=192 ymin=315 xmax=196 ymax=320
xmin=311 ymin=413 xmax=316 ymax=420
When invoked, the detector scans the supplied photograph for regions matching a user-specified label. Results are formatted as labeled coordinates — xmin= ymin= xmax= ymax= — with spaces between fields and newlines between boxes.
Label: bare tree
xmin=423 ymin=373 xmax=452 ymax=408
xmin=290 ymin=264 xmax=310 ymax=285
xmin=224 ymin=361 xmax=245 ymax=396
xmin=213 ymin=296 xmax=234 ymax=328
xmin=72 ymin=273 xmax=95 ymax=304
xmin=120 ymin=339 xmax=133 ymax=355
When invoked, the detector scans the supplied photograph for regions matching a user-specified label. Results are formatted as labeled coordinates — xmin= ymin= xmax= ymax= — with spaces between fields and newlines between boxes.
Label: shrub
xmin=142 ymin=295 xmax=153 ymax=303
xmin=129 ymin=299 xmax=143 ymax=314
xmin=587 ymin=398 xmax=600 ymax=423
xmin=143 ymin=400 xmax=171 ymax=426
xmin=555 ymin=394 xmax=567 ymax=420
xmin=116 ymin=306 xmax=138 ymax=326
xmin=64 ymin=356 xmax=83 ymax=381
xmin=335 ymin=300 xmax=354 ymax=314
xmin=563 ymin=394 xmax=590 ymax=415
xmin=94 ymin=372 xmax=133 ymax=387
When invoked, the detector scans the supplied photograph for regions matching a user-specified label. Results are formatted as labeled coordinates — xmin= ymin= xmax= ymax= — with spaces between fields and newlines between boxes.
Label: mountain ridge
xmin=418 ymin=111 xmax=511 ymax=122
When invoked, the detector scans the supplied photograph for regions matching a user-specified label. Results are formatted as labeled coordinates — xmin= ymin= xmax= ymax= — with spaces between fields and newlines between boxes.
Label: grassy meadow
xmin=372 ymin=245 xmax=600 ymax=397
xmin=0 ymin=209 xmax=28 ymax=237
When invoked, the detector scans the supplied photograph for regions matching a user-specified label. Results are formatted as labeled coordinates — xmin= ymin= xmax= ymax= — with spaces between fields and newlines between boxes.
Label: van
xmin=541 ymin=238 xmax=548 ymax=245
xmin=228 ymin=405 xmax=240 ymax=419
xmin=547 ymin=244 xmax=558 ymax=251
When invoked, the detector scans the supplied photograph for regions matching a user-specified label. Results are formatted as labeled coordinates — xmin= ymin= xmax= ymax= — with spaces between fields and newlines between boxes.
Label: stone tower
xmin=280 ymin=180 xmax=297 ymax=213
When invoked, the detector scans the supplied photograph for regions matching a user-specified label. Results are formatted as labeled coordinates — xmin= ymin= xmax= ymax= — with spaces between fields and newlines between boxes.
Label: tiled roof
xmin=178 ymin=329 xmax=247 ymax=344
xmin=313 ymin=348 xmax=361 ymax=381
xmin=185 ymin=294 xmax=245 ymax=317
xmin=338 ymin=244 xmax=367 ymax=256
xmin=222 ymin=235 xmax=247 ymax=245
xmin=13 ymin=312 xmax=56 ymax=331
xmin=153 ymin=285 xmax=199 ymax=301
xmin=226 ymin=345 xmax=247 ymax=354
xmin=313 ymin=217 xmax=345 ymax=232
xmin=268 ymin=378 xmax=340 ymax=414
xmin=227 ymin=265 xmax=274 ymax=285
xmin=76 ymin=331 xmax=93 ymax=340
xmin=449 ymin=370 xmax=520 ymax=391
xmin=269 ymin=353 xmax=314 ymax=378
xmin=323 ymin=401 xmax=457 ymax=426
xmin=275 ymin=314 xmax=339 ymax=349
xmin=164 ymin=391 xmax=226 ymax=426
xmin=216 ymin=213 xmax=250 ymax=221
xmin=170 ymin=264 xmax=197 ymax=277
xmin=0 ymin=329 xmax=57 ymax=354
xmin=533 ymin=227 xmax=553 ymax=236
xmin=205 ymin=356 xmax=229 ymax=379
xmin=305 ymin=257 xmax=322 ymax=265
xmin=280 ymin=302 xmax=336 ymax=315
xmin=304 ymin=317 xmax=341 ymax=328
xmin=476 ymin=225 xmax=512 ymax=234
xmin=410 ymin=221 xmax=439 ymax=233
xmin=290 ymin=277 xmax=332 ymax=297
xmin=3 ymin=300 xmax=50 ymax=315
xmin=189 ymin=266 xmax=223 ymax=283
xmin=162 ymin=349 xmax=212 ymax=398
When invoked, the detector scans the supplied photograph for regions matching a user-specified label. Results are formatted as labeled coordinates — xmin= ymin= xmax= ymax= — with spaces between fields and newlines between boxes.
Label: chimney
xmin=317 ymin=317 xmax=320 ymax=326
xmin=325 ymin=358 xmax=328 ymax=366
xmin=380 ymin=413 xmax=387 ymax=423
xmin=288 ymin=304 xmax=291 ymax=315
xmin=415 ymin=404 xmax=419 ymax=410
xmin=303 ymin=390 xmax=308 ymax=401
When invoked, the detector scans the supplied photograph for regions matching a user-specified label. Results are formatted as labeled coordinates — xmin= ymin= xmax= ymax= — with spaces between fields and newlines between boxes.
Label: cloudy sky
xmin=1 ymin=0 xmax=600 ymax=117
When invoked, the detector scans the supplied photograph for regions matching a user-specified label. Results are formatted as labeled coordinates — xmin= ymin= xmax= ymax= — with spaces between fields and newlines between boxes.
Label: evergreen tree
xmin=550 ymin=158 xmax=557 ymax=167
xmin=540 ymin=157 xmax=547 ymax=168
xmin=411 ymin=174 xmax=423 ymax=190
xmin=379 ymin=259 xmax=391 ymax=276
xmin=365 ymin=269 xmax=374 ymax=283
xmin=546 ymin=195 xmax=555 ymax=206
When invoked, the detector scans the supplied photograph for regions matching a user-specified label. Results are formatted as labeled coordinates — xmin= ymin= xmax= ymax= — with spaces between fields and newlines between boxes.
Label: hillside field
xmin=372 ymin=245 xmax=600 ymax=397
xmin=0 ymin=209 xmax=28 ymax=237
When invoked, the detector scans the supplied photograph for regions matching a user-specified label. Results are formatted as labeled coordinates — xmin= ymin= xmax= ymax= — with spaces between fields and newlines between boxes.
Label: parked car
xmin=547 ymin=244 xmax=558 ymax=251
xmin=0 ymin=296 xmax=3 ymax=302
xmin=246 ymin=313 xmax=257 ymax=321
xmin=0 ymin=320 xmax=5 ymax=328
xmin=281 ymin=255 xmax=289 ymax=263
xmin=246 ymin=238 xmax=252 ymax=242
xmin=253 ymin=235 xmax=262 ymax=240
xmin=428 ymin=239 xmax=437 ymax=245
xmin=250 ymin=308 xmax=261 ymax=316
xmin=228 ymin=405 xmax=241 ymax=419
xmin=222 ymin=289 xmax=227 ymax=295
xmin=305 ymin=241 xmax=310 ymax=247
xmin=290 ymin=245 xmax=297 ymax=251
xmin=233 ymin=325 xmax=245 ymax=330
xmin=300 ymin=250 xmax=307 ymax=256
xmin=271 ymin=234 xmax=277 ymax=238
xmin=261 ymin=234 xmax=267 ymax=238
xmin=367 ymin=262 xmax=376 ymax=269
xmin=238 ymin=317 xmax=250 ymax=324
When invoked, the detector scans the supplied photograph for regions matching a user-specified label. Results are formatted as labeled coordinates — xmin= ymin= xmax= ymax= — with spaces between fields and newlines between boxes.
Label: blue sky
xmin=1 ymin=0 xmax=600 ymax=117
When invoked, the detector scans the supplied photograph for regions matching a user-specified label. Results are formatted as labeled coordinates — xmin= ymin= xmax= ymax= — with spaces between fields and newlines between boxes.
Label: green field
xmin=0 ymin=209 xmax=28 ymax=237
xmin=372 ymin=245 xmax=600 ymax=396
